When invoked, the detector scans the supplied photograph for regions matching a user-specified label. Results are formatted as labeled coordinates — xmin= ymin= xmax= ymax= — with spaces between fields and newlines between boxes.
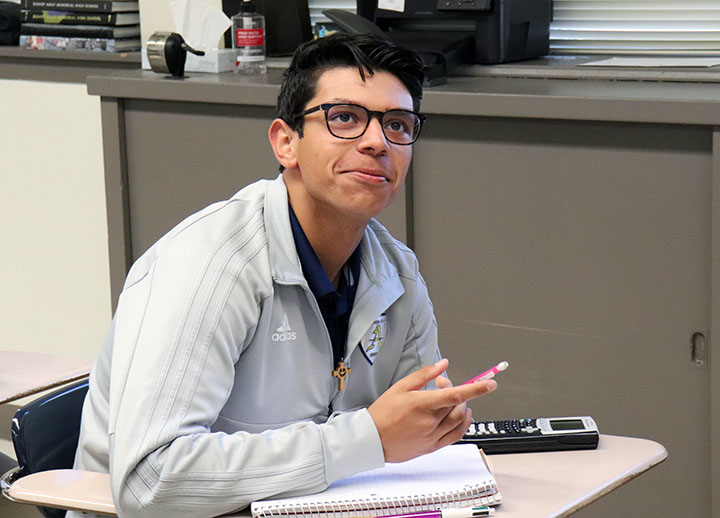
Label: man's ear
xmin=268 ymin=118 xmax=299 ymax=170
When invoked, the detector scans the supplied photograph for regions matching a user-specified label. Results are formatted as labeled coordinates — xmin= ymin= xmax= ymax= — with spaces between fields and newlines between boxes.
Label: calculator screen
xmin=549 ymin=419 xmax=585 ymax=431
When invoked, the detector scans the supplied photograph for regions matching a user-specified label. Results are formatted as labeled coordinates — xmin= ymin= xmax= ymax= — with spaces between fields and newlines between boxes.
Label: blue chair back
xmin=11 ymin=379 xmax=89 ymax=518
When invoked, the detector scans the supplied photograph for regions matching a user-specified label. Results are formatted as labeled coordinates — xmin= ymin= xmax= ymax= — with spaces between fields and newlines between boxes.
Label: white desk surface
xmin=5 ymin=434 xmax=666 ymax=518
xmin=0 ymin=350 xmax=93 ymax=405
xmin=5 ymin=469 xmax=116 ymax=516
xmin=489 ymin=434 xmax=667 ymax=517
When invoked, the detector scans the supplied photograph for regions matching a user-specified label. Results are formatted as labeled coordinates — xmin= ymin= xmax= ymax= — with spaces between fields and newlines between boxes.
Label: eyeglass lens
xmin=325 ymin=104 xmax=421 ymax=144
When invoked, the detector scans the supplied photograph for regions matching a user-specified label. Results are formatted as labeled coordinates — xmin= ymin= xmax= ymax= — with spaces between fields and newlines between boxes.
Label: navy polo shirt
xmin=288 ymin=204 xmax=361 ymax=368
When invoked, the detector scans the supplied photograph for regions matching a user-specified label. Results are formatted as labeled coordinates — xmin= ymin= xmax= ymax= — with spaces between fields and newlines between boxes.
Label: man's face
xmin=288 ymin=67 xmax=414 ymax=225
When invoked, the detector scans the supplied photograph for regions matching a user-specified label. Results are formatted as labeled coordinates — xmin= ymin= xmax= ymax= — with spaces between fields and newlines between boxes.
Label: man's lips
xmin=340 ymin=169 xmax=390 ymax=182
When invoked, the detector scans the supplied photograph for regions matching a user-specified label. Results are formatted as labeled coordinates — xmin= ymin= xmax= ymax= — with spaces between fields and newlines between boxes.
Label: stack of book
xmin=19 ymin=0 xmax=140 ymax=52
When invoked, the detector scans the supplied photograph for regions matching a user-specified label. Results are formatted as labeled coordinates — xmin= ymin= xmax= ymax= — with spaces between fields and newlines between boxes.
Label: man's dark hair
xmin=277 ymin=32 xmax=424 ymax=138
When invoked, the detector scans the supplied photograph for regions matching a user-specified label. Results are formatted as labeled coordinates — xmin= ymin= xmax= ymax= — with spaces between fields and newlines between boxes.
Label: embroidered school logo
xmin=361 ymin=313 xmax=387 ymax=364
xmin=272 ymin=313 xmax=297 ymax=342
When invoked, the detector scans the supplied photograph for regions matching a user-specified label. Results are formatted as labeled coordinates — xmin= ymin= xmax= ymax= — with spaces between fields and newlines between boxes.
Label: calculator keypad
xmin=457 ymin=417 xmax=599 ymax=454
xmin=466 ymin=419 xmax=542 ymax=438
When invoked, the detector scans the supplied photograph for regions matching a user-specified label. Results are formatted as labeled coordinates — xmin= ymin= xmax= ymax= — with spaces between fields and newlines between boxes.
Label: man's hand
xmin=368 ymin=359 xmax=497 ymax=463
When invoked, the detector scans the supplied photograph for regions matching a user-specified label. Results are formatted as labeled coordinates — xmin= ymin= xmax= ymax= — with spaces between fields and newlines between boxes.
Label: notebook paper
xmin=251 ymin=444 xmax=502 ymax=518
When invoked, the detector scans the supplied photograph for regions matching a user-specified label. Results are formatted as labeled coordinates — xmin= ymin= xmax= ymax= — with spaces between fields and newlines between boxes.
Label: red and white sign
xmin=235 ymin=28 xmax=264 ymax=47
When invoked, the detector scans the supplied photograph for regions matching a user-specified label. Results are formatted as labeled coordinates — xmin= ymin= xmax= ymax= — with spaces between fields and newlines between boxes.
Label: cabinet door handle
xmin=691 ymin=332 xmax=707 ymax=367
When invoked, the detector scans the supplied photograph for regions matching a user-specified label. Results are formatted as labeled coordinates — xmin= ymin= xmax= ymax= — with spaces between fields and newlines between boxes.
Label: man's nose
xmin=357 ymin=116 xmax=389 ymax=152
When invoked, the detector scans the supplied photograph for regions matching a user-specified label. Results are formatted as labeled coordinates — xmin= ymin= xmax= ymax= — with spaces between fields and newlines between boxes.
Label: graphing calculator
xmin=457 ymin=416 xmax=600 ymax=454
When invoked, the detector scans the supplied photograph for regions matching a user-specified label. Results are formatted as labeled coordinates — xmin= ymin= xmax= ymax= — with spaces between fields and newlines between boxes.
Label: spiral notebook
xmin=250 ymin=444 xmax=502 ymax=518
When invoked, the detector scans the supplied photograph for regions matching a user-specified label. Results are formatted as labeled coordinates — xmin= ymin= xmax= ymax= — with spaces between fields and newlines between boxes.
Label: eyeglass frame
xmin=302 ymin=103 xmax=427 ymax=146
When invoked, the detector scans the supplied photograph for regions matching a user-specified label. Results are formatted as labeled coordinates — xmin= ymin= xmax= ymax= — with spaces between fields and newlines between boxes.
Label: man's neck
xmin=284 ymin=197 xmax=363 ymax=287
xmin=293 ymin=206 xmax=365 ymax=287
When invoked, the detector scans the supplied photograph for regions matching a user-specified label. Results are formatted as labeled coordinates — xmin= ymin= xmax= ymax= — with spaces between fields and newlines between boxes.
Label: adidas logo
xmin=272 ymin=313 xmax=297 ymax=342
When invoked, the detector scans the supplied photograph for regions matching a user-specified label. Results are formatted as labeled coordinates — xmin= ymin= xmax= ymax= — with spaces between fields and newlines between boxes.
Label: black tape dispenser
xmin=147 ymin=31 xmax=205 ymax=78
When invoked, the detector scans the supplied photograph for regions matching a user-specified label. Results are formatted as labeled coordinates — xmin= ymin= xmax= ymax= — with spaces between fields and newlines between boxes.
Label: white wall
xmin=139 ymin=0 xmax=225 ymax=51
xmin=0 ymin=79 xmax=112 ymax=359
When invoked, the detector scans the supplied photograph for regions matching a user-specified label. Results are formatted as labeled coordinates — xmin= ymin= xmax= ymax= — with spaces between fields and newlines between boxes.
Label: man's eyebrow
xmin=325 ymin=100 xmax=414 ymax=111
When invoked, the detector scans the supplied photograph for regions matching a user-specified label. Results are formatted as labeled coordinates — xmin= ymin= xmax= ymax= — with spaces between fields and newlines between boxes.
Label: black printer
xmin=325 ymin=0 xmax=552 ymax=85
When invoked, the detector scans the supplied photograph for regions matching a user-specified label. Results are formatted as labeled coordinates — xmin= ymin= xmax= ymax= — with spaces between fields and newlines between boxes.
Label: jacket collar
xmin=265 ymin=174 xmax=306 ymax=285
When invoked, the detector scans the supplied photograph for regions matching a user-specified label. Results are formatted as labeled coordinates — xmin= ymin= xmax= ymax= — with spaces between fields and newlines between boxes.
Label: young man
xmin=72 ymin=33 xmax=497 ymax=518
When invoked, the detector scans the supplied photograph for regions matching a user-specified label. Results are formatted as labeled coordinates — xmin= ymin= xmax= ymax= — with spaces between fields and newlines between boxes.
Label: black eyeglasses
xmin=303 ymin=103 xmax=427 ymax=145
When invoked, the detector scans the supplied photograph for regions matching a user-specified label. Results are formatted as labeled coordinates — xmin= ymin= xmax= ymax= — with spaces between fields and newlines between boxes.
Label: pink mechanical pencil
xmin=462 ymin=361 xmax=509 ymax=385
xmin=376 ymin=507 xmax=495 ymax=518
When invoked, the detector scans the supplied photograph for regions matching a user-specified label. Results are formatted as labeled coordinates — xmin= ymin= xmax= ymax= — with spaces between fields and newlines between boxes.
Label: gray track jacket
xmin=72 ymin=174 xmax=441 ymax=518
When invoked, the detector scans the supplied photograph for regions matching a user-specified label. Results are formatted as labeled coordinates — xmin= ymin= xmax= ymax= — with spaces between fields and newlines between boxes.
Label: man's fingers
xmin=424 ymin=379 xmax=497 ymax=410
xmin=436 ymin=408 xmax=474 ymax=449
xmin=435 ymin=375 xmax=453 ymax=389
xmin=392 ymin=359 xmax=450 ymax=392
xmin=370 ymin=362 xmax=498 ymax=463
xmin=434 ymin=402 xmax=469 ymax=437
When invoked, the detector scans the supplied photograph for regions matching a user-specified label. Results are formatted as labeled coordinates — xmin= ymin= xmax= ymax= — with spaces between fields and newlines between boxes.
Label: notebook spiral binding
xmin=252 ymin=483 xmax=500 ymax=518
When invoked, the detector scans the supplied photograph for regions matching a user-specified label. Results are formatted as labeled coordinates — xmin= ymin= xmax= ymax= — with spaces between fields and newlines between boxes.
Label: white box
xmin=141 ymin=48 xmax=235 ymax=74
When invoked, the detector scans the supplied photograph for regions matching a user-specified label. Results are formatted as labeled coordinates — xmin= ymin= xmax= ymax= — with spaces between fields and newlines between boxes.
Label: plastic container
xmin=231 ymin=0 xmax=266 ymax=75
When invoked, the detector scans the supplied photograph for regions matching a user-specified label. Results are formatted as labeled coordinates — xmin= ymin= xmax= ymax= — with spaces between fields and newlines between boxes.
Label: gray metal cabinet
xmin=122 ymin=99 xmax=279 ymax=258
xmin=412 ymin=116 xmax=712 ymax=517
